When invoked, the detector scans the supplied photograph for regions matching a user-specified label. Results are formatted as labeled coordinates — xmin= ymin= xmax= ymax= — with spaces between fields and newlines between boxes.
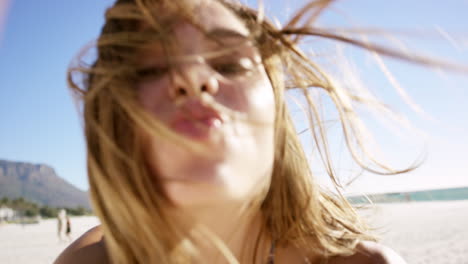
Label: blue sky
xmin=0 ymin=0 xmax=467 ymax=194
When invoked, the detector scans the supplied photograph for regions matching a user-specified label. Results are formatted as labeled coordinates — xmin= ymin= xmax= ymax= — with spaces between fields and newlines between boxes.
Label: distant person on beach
xmin=52 ymin=0 xmax=466 ymax=263
xmin=56 ymin=216 xmax=62 ymax=241
xmin=57 ymin=209 xmax=66 ymax=242
xmin=65 ymin=216 xmax=72 ymax=242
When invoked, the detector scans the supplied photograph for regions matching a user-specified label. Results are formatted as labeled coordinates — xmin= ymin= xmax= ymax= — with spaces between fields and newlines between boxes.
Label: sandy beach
xmin=363 ymin=200 xmax=468 ymax=264
xmin=0 ymin=216 xmax=100 ymax=264
xmin=1 ymin=201 xmax=467 ymax=264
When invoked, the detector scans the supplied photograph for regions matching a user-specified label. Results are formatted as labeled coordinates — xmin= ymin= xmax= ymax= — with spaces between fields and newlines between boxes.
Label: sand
xmin=362 ymin=200 xmax=468 ymax=264
xmin=0 ymin=216 xmax=100 ymax=264
xmin=0 ymin=201 xmax=467 ymax=264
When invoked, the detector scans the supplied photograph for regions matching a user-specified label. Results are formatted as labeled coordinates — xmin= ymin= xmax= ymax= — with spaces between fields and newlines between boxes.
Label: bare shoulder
xmin=54 ymin=225 xmax=110 ymax=264
xmin=329 ymin=241 xmax=407 ymax=264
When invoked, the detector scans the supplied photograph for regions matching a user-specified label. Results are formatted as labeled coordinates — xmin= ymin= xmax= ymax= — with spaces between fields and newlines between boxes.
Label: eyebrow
xmin=206 ymin=27 xmax=250 ymax=40
xmin=137 ymin=27 xmax=253 ymax=65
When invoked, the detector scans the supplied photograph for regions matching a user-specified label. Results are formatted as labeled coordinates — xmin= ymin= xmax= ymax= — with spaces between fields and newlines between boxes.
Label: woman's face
xmin=137 ymin=0 xmax=276 ymax=207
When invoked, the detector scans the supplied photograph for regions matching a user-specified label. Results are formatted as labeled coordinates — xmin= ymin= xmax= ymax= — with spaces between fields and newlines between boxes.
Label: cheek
xmin=136 ymin=80 xmax=175 ymax=178
xmin=247 ymin=81 xmax=276 ymax=123
xmin=219 ymin=71 xmax=276 ymax=124
xmin=137 ymin=79 xmax=173 ymax=119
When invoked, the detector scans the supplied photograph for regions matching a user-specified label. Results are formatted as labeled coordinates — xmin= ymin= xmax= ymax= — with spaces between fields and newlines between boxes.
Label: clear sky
xmin=0 ymin=0 xmax=467 ymax=194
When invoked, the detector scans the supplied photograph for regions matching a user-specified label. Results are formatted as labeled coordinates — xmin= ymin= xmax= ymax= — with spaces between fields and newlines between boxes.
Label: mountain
xmin=0 ymin=159 xmax=91 ymax=209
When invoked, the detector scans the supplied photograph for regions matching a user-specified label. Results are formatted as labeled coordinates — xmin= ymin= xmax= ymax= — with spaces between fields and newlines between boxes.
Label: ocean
xmin=347 ymin=186 xmax=468 ymax=203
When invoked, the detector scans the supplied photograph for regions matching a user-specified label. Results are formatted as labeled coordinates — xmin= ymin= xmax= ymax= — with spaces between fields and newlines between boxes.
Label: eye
xmin=136 ymin=66 xmax=169 ymax=80
xmin=211 ymin=57 xmax=255 ymax=76
xmin=212 ymin=63 xmax=246 ymax=75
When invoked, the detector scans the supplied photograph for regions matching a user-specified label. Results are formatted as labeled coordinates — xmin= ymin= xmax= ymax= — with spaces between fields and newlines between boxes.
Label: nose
xmin=169 ymin=61 xmax=219 ymax=100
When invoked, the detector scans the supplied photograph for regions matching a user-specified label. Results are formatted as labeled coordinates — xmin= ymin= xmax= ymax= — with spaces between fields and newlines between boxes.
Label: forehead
xmin=138 ymin=0 xmax=251 ymax=62
xmin=151 ymin=0 xmax=249 ymax=37
xmin=193 ymin=0 xmax=248 ymax=34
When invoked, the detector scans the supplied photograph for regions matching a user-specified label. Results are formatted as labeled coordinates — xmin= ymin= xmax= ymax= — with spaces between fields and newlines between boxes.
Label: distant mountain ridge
xmin=0 ymin=159 xmax=91 ymax=209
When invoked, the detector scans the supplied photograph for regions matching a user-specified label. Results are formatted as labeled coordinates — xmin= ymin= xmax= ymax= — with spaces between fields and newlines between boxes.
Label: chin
xmin=162 ymin=169 xmax=260 ymax=208
xmin=164 ymin=181 xmax=241 ymax=208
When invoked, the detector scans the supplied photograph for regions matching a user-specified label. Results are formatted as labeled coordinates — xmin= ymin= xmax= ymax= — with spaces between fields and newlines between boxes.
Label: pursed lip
xmin=169 ymin=100 xmax=224 ymax=139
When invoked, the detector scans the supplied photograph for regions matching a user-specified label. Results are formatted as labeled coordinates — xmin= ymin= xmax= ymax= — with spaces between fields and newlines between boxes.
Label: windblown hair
xmin=67 ymin=0 xmax=455 ymax=263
